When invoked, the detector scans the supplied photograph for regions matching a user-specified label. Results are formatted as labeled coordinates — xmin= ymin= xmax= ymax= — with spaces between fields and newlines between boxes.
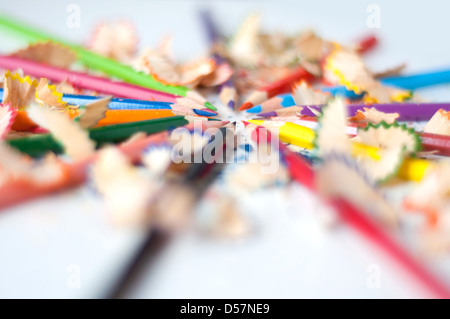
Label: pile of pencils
xmin=0 ymin=10 xmax=449 ymax=298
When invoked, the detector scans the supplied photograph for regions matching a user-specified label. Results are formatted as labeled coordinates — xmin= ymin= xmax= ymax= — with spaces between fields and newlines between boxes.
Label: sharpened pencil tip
xmin=239 ymin=102 xmax=254 ymax=111
xmin=246 ymin=105 xmax=262 ymax=114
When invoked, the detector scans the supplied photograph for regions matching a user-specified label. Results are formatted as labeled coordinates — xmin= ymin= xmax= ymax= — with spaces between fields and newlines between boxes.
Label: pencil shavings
xmin=142 ymin=143 xmax=173 ymax=177
xmin=273 ymin=106 xmax=304 ymax=117
xmin=177 ymin=58 xmax=216 ymax=87
xmin=76 ymin=97 xmax=111 ymax=129
xmin=317 ymin=152 xmax=398 ymax=226
xmin=10 ymin=41 xmax=76 ymax=69
xmin=349 ymin=107 xmax=400 ymax=125
xmin=423 ymin=109 xmax=450 ymax=136
xmin=295 ymin=30 xmax=332 ymax=62
xmin=91 ymin=146 xmax=155 ymax=226
xmin=225 ymin=160 xmax=289 ymax=193
xmin=0 ymin=143 xmax=63 ymax=187
xmin=228 ymin=14 xmax=326 ymax=68
xmin=403 ymin=161 xmax=450 ymax=227
xmin=27 ymin=103 xmax=95 ymax=160
xmin=35 ymin=78 xmax=70 ymax=110
xmin=270 ymin=115 xmax=301 ymax=122
xmin=292 ymin=80 xmax=330 ymax=106
xmin=228 ymin=13 xmax=262 ymax=68
xmin=353 ymin=122 xmax=421 ymax=183
xmin=170 ymin=129 xmax=210 ymax=162
xmin=356 ymin=122 xmax=421 ymax=155
xmin=0 ymin=105 xmax=17 ymax=139
xmin=199 ymin=63 xmax=234 ymax=87
xmin=215 ymin=199 xmax=249 ymax=238
xmin=234 ymin=66 xmax=292 ymax=95
xmin=325 ymin=48 xmax=411 ymax=103
xmin=257 ymin=32 xmax=298 ymax=67
xmin=2 ymin=71 xmax=38 ymax=109
xmin=136 ymin=49 xmax=215 ymax=86
xmin=372 ymin=63 xmax=407 ymax=79
xmin=89 ymin=21 xmax=138 ymax=63
xmin=55 ymin=80 xmax=79 ymax=95
xmin=314 ymin=97 xmax=351 ymax=156
xmin=200 ymin=192 xmax=250 ymax=238
xmin=174 ymin=97 xmax=204 ymax=110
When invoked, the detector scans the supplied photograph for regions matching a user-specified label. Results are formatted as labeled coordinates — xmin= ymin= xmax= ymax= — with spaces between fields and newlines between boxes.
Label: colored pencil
xmin=0 ymin=15 xmax=217 ymax=111
xmin=246 ymin=94 xmax=296 ymax=114
xmin=106 ymin=125 xmax=232 ymax=298
xmin=248 ymin=119 xmax=434 ymax=182
xmin=250 ymin=86 xmax=362 ymax=115
xmin=0 ymin=131 xmax=170 ymax=209
xmin=61 ymin=93 xmax=172 ymax=110
xmin=0 ymin=119 xmax=230 ymax=210
xmin=248 ymin=124 xmax=450 ymax=298
xmin=381 ymin=68 xmax=450 ymax=90
xmin=320 ymin=86 xmax=364 ymax=100
xmin=257 ymin=105 xmax=304 ymax=118
xmin=0 ymin=56 xmax=177 ymax=103
xmin=0 ymin=88 xmax=216 ymax=116
xmin=239 ymin=67 xmax=315 ymax=111
xmin=323 ymin=68 xmax=450 ymax=96
xmin=291 ymin=116 xmax=450 ymax=157
xmin=97 ymin=109 xmax=211 ymax=126
xmin=199 ymin=9 xmax=238 ymax=109
xmin=354 ymin=34 xmax=379 ymax=54
xmin=0 ymin=88 xmax=217 ymax=130
xmin=300 ymin=102 xmax=450 ymax=122
xmin=239 ymin=34 xmax=379 ymax=111
xmin=7 ymin=116 xmax=190 ymax=158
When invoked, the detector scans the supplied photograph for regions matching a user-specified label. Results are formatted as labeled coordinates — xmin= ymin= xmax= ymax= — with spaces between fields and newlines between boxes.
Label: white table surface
xmin=0 ymin=0 xmax=449 ymax=298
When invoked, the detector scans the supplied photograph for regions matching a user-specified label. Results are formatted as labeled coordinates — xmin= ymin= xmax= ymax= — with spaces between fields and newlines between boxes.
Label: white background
xmin=0 ymin=0 xmax=449 ymax=298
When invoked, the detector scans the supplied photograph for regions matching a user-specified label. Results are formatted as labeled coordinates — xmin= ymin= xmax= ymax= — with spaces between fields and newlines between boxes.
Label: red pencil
xmin=239 ymin=34 xmax=379 ymax=111
xmin=248 ymin=122 xmax=450 ymax=298
xmin=239 ymin=66 xmax=315 ymax=111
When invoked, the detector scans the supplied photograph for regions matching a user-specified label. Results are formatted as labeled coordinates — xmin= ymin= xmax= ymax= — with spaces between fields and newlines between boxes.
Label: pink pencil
xmin=0 ymin=55 xmax=178 ymax=103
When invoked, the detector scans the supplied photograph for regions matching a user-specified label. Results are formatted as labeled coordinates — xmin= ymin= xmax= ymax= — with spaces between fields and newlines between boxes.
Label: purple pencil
xmin=297 ymin=103 xmax=450 ymax=121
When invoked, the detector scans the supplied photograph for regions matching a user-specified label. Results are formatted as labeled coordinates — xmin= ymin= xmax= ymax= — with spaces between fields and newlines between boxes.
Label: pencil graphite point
xmin=239 ymin=102 xmax=254 ymax=111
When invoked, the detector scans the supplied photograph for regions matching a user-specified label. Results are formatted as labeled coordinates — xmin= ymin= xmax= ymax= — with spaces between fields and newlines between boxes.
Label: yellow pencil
xmin=248 ymin=120 xmax=432 ymax=182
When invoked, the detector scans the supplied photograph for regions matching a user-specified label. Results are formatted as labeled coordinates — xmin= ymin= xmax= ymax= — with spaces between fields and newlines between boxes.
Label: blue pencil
xmin=0 ymin=89 xmax=217 ymax=117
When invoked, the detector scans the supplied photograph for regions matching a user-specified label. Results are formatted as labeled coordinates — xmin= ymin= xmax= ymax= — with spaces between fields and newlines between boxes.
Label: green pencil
xmin=0 ymin=15 xmax=216 ymax=111
xmin=7 ymin=116 xmax=189 ymax=158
